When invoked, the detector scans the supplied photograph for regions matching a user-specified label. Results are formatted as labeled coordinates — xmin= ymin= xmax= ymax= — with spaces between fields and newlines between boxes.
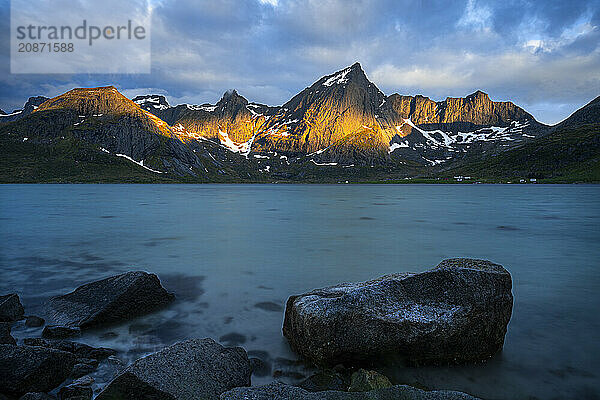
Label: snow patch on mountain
xmin=323 ymin=68 xmax=351 ymax=87
xmin=134 ymin=96 xmax=170 ymax=110
xmin=218 ymin=130 xmax=256 ymax=158
xmin=402 ymin=118 xmax=531 ymax=150
xmin=187 ymin=104 xmax=217 ymax=112
xmin=389 ymin=142 xmax=409 ymax=153
xmin=115 ymin=153 xmax=165 ymax=174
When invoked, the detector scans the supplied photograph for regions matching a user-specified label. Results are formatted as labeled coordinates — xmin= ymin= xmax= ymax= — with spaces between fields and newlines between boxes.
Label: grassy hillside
xmin=0 ymin=133 xmax=175 ymax=183
xmin=440 ymin=123 xmax=600 ymax=182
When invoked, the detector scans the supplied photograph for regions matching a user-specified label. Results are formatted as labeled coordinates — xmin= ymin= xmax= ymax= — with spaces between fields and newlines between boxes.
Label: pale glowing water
xmin=1 ymin=184 xmax=599 ymax=399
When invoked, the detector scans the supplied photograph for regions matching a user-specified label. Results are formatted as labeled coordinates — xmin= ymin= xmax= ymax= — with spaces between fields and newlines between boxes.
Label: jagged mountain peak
xmin=217 ymin=89 xmax=248 ymax=107
xmin=465 ymin=90 xmax=490 ymax=101
xmin=133 ymin=94 xmax=171 ymax=112
xmin=24 ymin=96 xmax=49 ymax=110
xmin=312 ymin=62 xmax=375 ymax=91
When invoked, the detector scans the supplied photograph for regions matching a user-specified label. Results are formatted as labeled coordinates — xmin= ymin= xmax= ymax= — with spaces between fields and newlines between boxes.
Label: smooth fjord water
xmin=1 ymin=184 xmax=599 ymax=400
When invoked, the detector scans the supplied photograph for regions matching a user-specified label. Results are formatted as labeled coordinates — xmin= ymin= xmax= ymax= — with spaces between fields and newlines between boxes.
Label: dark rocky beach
xmin=1 ymin=259 xmax=513 ymax=400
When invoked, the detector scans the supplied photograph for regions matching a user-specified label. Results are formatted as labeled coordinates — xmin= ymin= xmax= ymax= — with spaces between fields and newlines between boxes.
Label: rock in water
xmin=42 ymin=326 xmax=81 ymax=339
xmin=96 ymin=338 xmax=251 ymax=400
xmin=220 ymin=382 xmax=480 ymax=399
xmin=44 ymin=271 xmax=174 ymax=329
xmin=348 ymin=370 xmax=392 ymax=392
xmin=25 ymin=316 xmax=45 ymax=328
xmin=0 ymin=323 xmax=16 ymax=345
xmin=58 ymin=376 xmax=93 ymax=400
xmin=0 ymin=345 xmax=76 ymax=397
xmin=0 ymin=294 xmax=25 ymax=322
xmin=283 ymin=258 xmax=513 ymax=366
xmin=298 ymin=371 xmax=348 ymax=392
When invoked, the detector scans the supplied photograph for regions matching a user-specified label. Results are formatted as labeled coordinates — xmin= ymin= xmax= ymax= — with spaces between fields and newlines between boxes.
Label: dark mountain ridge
xmin=1 ymin=63 xmax=597 ymax=182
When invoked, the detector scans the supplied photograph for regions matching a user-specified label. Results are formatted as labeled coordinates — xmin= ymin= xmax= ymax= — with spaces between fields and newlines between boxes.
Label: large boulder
xmin=0 ymin=345 xmax=76 ymax=397
xmin=283 ymin=258 xmax=513 ymax=366
xmin=0 ymin=294 xmax=25 ymax=322
xmin=220 ymin=382 xmax=480 ymax=400
xmin=96 ymin=338 xmax=252 ymax=400
xmin=44 ymin=271 xmax=174 ymax=329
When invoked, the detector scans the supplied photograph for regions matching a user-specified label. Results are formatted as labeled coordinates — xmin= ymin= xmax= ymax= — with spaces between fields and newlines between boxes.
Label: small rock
xmin=0 ymin=344 xmax=76 ymax=397
xmin=19 ymin=393 xmax=56 ymax=400
xmin=348 ymin=369 xmax=392 ymax=392
xmin=0 ymin=294 xmax=25 ymax=322
xmin=25 ymin=316 xmax=45 ymax=328
xmin=44 ymin=271 xmax=174 ymax=329
xmin=0 ymin=322 xmax=16 ymax=345
xmin=96 ymin=338 xmax=251 ymax=400
xmin=249 ymin=357 xmax=271 ymax=377
xmin=298 ymin=371 xmax=348 ymax=392
xmin=42 ymin=326 xmax=81 ymax=339
xmin=220 ymin=382 xmax=481 ymax=399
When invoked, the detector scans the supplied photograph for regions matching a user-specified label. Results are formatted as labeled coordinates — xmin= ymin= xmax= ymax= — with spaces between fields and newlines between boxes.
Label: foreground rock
xmin=44 ymin=271 xmax=174 ymax=329
xmin=0 ymin=323 xmax=16 ymax=345
xmin=220 ymin=383 xmax=480 ymax=400
xmin=25 ymin=316 xmax=45 ymax=328
xmin=22 ymin=338 xmax=115 ymax=379
xmin=0 ymin=345 xmax=76 ymax=397
xmin=23 ymin=338 xmax=116 ymax=360
xmin=42 ymin=326 xmax=81 ymax=339
xmin=299 ymin=371 xmax=347 ymax=392
xmin=283 ymin=258 xmax=513 ymax=366
xmin=19 ymin=393 xmax=56 ymax=400
xmin=97 ymin=338 xmax=251 ymax=400
xmin=348 ymin=370 xmax=392 ymax=392
xmin=58 ymin=376 xmax=94 ymax=400
xmin=0 ymin=294 xmax=25 ymax=322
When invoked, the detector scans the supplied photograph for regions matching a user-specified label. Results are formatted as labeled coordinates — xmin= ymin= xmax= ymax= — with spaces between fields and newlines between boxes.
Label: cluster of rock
xmin=1 ymin=259 xmax=513 ymax=400
xmin=0 ymin=271 xmax=174 ymax=400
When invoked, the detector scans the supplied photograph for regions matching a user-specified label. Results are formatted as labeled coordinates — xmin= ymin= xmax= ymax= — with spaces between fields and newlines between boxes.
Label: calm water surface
xmin=1 ymin=184 xmax=599 ymax=400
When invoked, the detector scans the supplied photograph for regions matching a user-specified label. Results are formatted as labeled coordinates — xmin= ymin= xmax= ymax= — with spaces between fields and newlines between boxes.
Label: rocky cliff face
xmin=254 ymin=63 xmax=389 ymax=156
xmin=0 ymin=96 xmax=49 ymax=122
xmin=385 ymin=90 xmax=537 ymax=135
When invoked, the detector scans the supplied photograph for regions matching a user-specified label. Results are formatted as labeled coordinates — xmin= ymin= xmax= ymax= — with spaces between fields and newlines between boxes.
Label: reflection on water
xmin=1 ymin=184 xmax=599 ymax=399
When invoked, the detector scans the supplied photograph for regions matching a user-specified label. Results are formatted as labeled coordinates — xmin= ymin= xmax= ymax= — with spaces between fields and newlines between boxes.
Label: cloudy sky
xmin=1 ymin=0 xmax=599 ymax=124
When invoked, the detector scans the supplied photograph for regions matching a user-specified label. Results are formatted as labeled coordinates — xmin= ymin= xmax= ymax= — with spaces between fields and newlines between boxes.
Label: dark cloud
xmin=1 ymin=0 xmax=598 ymax=124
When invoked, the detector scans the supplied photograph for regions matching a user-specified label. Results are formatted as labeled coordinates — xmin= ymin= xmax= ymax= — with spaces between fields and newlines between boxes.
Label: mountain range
xmin=1 ymin=63 xmax=598 ymax=183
